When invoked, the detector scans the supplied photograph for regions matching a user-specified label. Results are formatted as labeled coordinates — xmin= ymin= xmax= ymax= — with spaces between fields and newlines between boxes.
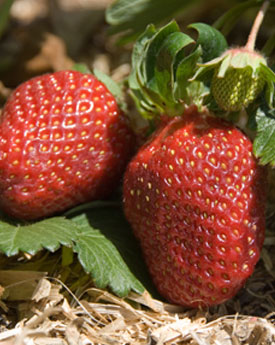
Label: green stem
xmin=245 ymin=0 xmax=270 ymax=51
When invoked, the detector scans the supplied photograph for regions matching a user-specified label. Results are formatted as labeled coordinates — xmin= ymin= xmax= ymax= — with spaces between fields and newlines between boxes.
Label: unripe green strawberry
xmin=193 ymin=47 xmax=275 ymax=112
xmin=211 ymin=55 xmax=265 ymax=111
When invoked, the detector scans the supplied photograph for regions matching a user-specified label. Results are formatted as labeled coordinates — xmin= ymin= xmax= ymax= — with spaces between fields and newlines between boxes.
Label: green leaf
xmin=254 ymin=105 xmax=275 ymax=165
xmin=0 ymin=217 xmax=79 ymax=256
xmin=0 ymin=202 xmax=147 ymax=297
xmin=262 ymin=32 xmax=275 ymax=56
xmin=130 ymin=24 xmax=156 ymax=85
xmin=106 ymin=0 xmax=200 ymax=39
xmin=174 ymin=45 xmax=202 ymax=101
xmin=149 ymin=31 xmax=194 ymax=106
xmin=72 ymin=63 xmax=91 ymax=74
xmin=260 ymin=63 xmax=275 ymax=108
xmin=0 ymin=0 xmax=14 ymax=39
xmin=188 ymin=23 xmax=228 ymax=62
xmin=213 ymin=0 xmax=259 ymax=36
xmin=71 ymin=207 xmax=145 ymax=297
xmin=128 ymin=21 xmax=196 ymax=117
xmin=128 ymin=24 xmax=158 ymax=118
xmin=144 ymin=21 xmax=181 ymax=86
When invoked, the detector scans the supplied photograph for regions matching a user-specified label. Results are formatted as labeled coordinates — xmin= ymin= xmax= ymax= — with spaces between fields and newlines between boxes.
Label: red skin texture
xmin=123 ymin=106 xmax=266 ymax=308
xmin=0 ymin=70 xmax=134 ymax=220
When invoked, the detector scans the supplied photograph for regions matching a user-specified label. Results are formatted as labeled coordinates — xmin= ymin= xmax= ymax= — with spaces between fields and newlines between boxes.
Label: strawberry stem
xmin=245 ymin=0 xmax=270 ymax=51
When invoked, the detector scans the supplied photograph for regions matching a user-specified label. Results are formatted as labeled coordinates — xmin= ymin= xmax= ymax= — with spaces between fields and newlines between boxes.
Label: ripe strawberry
xmin=0 ymin=70 xmax=134 ymax=220
xmin=123 ymin=106 xmax=266 ymax=307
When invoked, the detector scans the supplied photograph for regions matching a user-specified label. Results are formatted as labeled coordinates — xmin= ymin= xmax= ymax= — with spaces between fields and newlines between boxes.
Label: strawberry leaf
xmin=188 ymin=23 xmax=228 ymax=62
xmin=213 ymin=0 xmax=260 ymax=36
xmin=0 ymin=204 xmax=146 ymax=297
xmin=72 ymin=63 xmax=91 ymax=74
xmin=254 ymin=104 xmax=275 ymax=165
xmin=71 ymin=206 xmax=146 ymax=297
xmin=0 ymin=0 xmax=14 ymax=39
xmin=0 ymin=217 xmax=79 ymax=256
xmin=106 ymin=0 xmax=199 ymax=40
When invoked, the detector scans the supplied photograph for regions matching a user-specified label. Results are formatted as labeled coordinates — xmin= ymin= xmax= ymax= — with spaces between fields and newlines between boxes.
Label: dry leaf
xmin=0 ymin=271 xmax=46 ymax=301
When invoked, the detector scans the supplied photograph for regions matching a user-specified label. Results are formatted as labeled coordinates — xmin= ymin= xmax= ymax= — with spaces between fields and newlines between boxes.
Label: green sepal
xmin=128 ymin=24 xmax=161 ymax=119
xmin=188 ymin=22 xmax=228 ymax=62
xmin=253 ymin=104 xmax=275 ymax=166
xmin=192 ymin=48 xmax=275 ymax=112
xmin=173 ymin=46 xmax=203 ymax=102
xmin=193 ymin=49 xmax=267 ymax=79
xmin=147 ymin=31 xmax=194 ymax=107
xmin=260 ymin=63 xmax=275 ymax=108
xmin=128 ymin=20 xmax=203 ymax=119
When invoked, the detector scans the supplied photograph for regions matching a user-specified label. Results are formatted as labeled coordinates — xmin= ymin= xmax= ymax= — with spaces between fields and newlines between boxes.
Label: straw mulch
xmin=0 ymin=242 xmax=274 ymax=345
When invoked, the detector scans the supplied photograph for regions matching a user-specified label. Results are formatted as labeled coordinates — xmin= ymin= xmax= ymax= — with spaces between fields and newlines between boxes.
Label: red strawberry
xmin=123 ymin=106 xmax=266 ymax=307
xmin=0 ymin=70 xmax=134 ymax=220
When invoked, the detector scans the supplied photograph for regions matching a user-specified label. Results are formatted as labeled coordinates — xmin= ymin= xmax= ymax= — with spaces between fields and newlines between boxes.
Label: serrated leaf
xmin=106 ymin=0 xmax=200 ymax=39
xmin=188 ymin=23 xmax=228 ymax=62
xmin=72 ymin=209 xmax=145 ymax=297
xmin=0 ymin=217 xmax=79 ymax=256
xmin=254 ymin=105 xmax=275 ymax=165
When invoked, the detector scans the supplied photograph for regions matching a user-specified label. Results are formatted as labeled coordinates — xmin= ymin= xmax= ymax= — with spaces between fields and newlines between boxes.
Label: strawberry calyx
xmin=210 ymin=48 xmax=266 ymax=77
xmin=128 ymin=21 xmax=227 ymax=121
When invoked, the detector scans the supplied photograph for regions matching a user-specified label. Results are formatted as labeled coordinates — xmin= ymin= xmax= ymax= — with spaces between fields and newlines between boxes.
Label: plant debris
xmin=0 ymin=249 xmax=275 ymax=345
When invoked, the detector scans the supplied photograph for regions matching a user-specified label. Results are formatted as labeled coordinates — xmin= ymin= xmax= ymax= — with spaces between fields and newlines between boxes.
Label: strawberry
xmin=193 ymin=47 xmax=275 ymax=112
xmin=123 ymin=106 xmax=266 ymax=307
xmin=209 ymin=48 xmax=268 ymax=112
xmin=0 ymin=70 xmax=134 ymax=220
xmin=192 ymin=1 xmax=275 ymax=112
